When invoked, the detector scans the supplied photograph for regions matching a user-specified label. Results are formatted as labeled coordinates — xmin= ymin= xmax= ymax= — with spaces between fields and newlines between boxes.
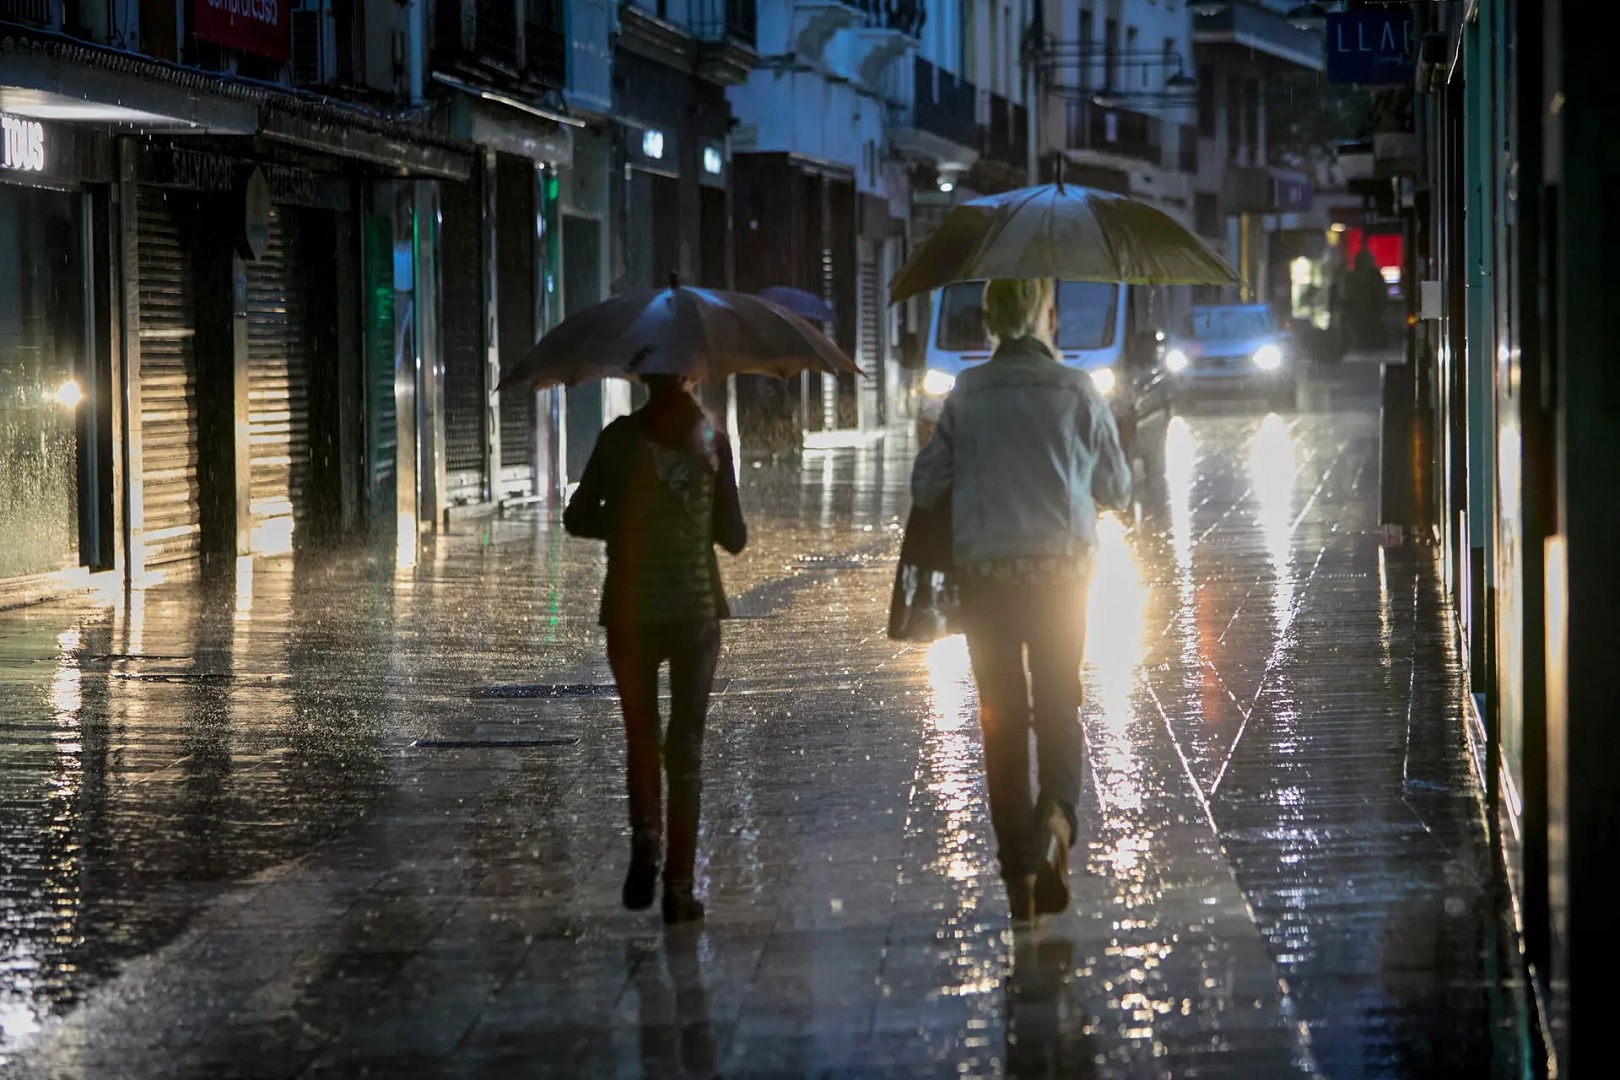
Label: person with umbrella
xmin=504 ymin=275 xmax=858 ymax=924
xmin=564 ymin=374 xmax=746 ymax=924
xmin=909 ymin=277 xmax=1132 ymax=926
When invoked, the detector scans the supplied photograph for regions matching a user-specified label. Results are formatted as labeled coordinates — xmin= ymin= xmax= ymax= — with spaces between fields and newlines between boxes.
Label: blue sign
xmin=1325 ymin=9 xmax=1416 ymax=86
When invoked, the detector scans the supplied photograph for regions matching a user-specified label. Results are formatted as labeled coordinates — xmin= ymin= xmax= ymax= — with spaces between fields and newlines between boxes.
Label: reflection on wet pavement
xmin=0 ymin=364 xmax=1521 ymax=1077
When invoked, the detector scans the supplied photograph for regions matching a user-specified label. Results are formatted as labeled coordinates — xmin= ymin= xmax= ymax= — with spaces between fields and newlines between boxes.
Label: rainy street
xmin=0 ymin=361 xmax=1518 ymax=1078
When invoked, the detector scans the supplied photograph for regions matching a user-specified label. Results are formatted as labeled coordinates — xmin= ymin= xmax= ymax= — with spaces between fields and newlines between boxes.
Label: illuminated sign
xmin=1 ymin=114 xmax=46 ymax=173
xmin=702 ymin=146 xmax=723 ymax=175
xmin=642 ymin=129 xmax=665 ymax=160
xmin=193 ymin=0 xmax=290 ymax=64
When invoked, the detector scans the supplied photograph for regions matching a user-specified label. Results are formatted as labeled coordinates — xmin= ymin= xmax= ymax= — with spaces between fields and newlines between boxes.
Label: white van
xmin=914 ymin=280 xmax=1176 ymax=470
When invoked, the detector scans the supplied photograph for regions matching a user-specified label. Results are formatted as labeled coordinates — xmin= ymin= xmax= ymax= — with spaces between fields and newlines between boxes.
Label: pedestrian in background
xmin=910 ymin=278 xmax=1132 ymax=925
xmin=564 ymin=374 xmax=748 ymax=924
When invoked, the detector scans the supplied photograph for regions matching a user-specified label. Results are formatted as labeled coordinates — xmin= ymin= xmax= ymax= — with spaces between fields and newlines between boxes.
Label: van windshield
xmin=935 ymin=281 xmax=1120 ymax=352
xmin=1183 ymin=307 xmax=1273 ymax=339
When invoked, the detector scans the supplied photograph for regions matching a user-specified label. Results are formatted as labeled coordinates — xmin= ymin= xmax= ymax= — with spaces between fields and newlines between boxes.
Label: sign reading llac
xmin=1325 ymin=9 xmax=1416 ymax=86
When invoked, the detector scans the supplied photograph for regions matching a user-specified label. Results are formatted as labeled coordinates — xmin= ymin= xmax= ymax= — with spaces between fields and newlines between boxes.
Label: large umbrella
xmin=756 ymin=286 xmax=836 ymax=325
xmin=498 ymin=277 xmax=860 ymax=391
xmin=888 ymin=183 xmax=1241 ymax=303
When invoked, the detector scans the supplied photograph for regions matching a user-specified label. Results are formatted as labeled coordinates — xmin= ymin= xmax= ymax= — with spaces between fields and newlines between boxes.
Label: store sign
xmin=144 ymin=146 xmax=327 ymax=207
xmin=193 ymin=0 xmax=291 ymax=65
xmin=2 ymin=114 xmax=46 ymax=173
xmin=642 ymin=129 xmax=666 ymax=161
xmin=702 ymin=146 xmax=723 ymax=176
xmin=1325 ymin=9 xmax=1416 ymax=86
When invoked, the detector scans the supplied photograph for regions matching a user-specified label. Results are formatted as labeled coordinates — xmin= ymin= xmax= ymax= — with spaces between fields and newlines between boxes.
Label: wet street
xmin=0 ymin=363 xmax=1519 ymax=1079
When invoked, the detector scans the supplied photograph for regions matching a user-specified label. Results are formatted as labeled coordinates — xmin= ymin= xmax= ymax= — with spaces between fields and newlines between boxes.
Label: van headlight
xmin=1090 ymin=367 xmax=1117 ymax=396
xmin=1252 ymin=344 xmax=1283 ymax=371
xmin=922 ymin=369 xmax=956 ymax=396
xmin=1164 ymin=349 xmax=1189 ymax=373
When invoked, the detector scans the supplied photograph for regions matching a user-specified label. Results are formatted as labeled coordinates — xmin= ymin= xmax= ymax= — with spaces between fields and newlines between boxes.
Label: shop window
xmin=0 ymin=184 xmax=91 ymax=578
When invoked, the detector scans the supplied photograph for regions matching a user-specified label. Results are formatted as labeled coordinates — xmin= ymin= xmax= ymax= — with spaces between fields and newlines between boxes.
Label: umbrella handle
xmin=669 ymin=271 xmax=681 ymax=289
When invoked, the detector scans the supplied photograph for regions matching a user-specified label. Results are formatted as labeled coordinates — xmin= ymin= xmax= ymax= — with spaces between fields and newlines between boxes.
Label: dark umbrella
xmin=498 ymin=276 xmax=859 ymax=391
xmin=756 ymin=286 xmax=836 ymax=325
xmin=888 ymin=182 xmax=1241 ymax=303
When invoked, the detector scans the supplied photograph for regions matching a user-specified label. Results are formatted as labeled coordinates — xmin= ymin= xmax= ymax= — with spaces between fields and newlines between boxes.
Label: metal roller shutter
xmin=496 ymin=156 xmax=536 ymax=494
xmin=440 ymin=179 xmax=485 ymax=503
xmin=857 ymin=241 xmax=882 ymax=427
xmin=136 ymin=188 xmax=201 ymax=566
xmin=245 ymin=206 xmax=311 ymax=552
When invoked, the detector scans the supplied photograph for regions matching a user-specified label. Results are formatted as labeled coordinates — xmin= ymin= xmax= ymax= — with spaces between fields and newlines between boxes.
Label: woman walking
xmin=910 ymin=278 xmax=1132 ymax=925
xmin=564 ymin=375 xmax=748 ymax=924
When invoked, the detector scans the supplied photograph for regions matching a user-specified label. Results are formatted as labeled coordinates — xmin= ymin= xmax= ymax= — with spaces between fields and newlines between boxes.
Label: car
xmin=1162 ymin=304 xmax=1297 ymax=410
xmin=914 ymin=279 xmax=1175 ymax=473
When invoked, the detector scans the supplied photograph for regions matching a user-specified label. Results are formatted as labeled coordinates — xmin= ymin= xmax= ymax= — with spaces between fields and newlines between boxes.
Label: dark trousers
xmin=606 ymin=620 xmax=721 ymax=883
xmin=961 ymin=576 xmax=1088 ymax=880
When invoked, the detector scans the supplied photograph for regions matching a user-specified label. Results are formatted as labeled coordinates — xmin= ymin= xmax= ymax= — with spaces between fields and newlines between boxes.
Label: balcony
xmin=694 ymin=0 xmax=760 ymax=85
xmin=0 ymin=0 xmax=49 ymax=23
xmin=1193 ymin=1 xmax=1323 ymax=71
xmin=911 ymin=58 xmax=978 ymax=153
xmin=1064 ymin=99 xmax=1162 ymax=166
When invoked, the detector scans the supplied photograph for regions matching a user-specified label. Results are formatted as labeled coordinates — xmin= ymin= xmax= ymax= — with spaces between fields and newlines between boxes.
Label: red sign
xmin=193 ymin=0 xmax=290 ymax=64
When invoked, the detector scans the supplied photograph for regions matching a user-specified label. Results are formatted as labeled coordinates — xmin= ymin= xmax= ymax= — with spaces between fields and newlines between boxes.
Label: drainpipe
xmin=1025 ymin=0 xmax=1041 ymax=183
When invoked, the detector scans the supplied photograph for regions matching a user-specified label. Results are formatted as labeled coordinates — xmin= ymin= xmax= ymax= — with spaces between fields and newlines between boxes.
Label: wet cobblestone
xmin=0 ymin=365 xmax=1520 ymax=1078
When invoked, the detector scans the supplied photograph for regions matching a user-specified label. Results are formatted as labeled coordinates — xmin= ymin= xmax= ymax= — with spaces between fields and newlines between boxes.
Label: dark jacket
xmin=564 ymin=393 xmax=747 ymax=627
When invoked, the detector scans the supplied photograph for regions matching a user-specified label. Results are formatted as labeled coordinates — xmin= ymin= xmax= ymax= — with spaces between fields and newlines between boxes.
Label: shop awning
xmin=431 ymin=73 xmax=576 ymax=168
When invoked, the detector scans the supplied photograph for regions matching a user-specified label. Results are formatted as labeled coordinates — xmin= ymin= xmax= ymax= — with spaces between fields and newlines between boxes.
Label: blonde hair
xmin=981 ymin=278 xmax=1054 ymax=342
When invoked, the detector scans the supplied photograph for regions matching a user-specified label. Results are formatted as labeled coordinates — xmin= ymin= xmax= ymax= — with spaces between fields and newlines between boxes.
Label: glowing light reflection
xmin=1249 ymin=414 xmax=1298 ymax=624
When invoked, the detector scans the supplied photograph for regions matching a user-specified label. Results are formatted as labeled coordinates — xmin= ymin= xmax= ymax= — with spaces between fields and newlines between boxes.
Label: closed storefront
xmin=439 ymin=176 xmax=486 ymax=506
xmin=495 ymin=154 xmax=537 ymax=498
xmin=135 ymin=186 xmax=204 ymax=568
xmin=244 ymin=206 xmax=313 ymax=554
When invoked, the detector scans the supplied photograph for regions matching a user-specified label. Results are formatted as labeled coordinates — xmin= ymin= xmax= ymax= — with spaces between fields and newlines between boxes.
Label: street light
xmin=1189 ymin=1 xmax=1226 ymax=15
xmin=1166 ymin=70 xmax=1198 ymax=92
xmin=1286 ymin=3 xmax=1331 ymax=31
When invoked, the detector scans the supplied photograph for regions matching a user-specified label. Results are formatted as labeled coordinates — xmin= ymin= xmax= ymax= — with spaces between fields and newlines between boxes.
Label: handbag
xmin=887 ymin=499 xmax=960 ymax=642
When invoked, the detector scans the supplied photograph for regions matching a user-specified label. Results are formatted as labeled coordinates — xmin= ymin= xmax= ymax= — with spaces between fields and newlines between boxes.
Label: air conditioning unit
xmin=291 ymin=0 xmax=337 ymax=86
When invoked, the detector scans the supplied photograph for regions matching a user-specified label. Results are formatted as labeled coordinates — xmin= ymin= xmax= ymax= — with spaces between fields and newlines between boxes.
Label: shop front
xmin=0 ymin=116 xmax=116 ymax=605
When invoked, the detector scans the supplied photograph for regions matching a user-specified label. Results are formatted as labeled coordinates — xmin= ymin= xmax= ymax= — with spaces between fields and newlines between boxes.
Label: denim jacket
xmin=910 ymin=336 xmax=1131 ymax=569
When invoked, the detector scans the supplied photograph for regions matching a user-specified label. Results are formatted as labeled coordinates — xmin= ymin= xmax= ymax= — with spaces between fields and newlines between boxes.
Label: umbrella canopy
xmin=756 ymin=286 xmax=836 ymax=324
xmin=888 ymin=183 xmax=1241 ymax=303
xmin=498 ymin=279 xmax=860 ymax=391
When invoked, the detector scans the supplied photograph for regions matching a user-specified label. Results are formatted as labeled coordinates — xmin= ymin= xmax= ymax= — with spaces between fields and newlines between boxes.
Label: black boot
xmin=623 ymin=832 xmax=661 ymax=911
xmin=662 ymin=878 xmax=705 ymax=925
xmin=1032 ymin=796 xmax=1073 ymax=916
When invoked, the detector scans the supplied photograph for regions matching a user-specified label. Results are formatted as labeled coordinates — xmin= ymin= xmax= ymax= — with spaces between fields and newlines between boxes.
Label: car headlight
xmin=1252 ymin=344 xmax=1283 ymax=371
xmin=1090 ymin=367 xmax=1117 ymax=396
xmin=1165 ymin=349 xmax=1189 ymax=373
xmin=922 ymin=369 xmax=956 ymax=396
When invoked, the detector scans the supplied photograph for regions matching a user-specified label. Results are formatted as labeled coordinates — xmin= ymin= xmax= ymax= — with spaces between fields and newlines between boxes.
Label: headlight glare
xmin=1165 ymin=349 xmax=1189 ymax=373
xmin=922 ymin=369 xmax=956 ymax=396
xmin=1253 ymin=344 xmax=1283 ymax=370
xmin=1090 ymin=367 xmax=1117 ymax=396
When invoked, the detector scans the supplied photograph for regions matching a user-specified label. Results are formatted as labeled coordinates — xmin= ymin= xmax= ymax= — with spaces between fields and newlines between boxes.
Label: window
xmin=935 ymin=281 xmax=1120 ymax=351
xmin=1195 ymin=192 xmax=1220 ymax=237
xmin=0 ymin=183 xmax=91 ymax=578
xmin=1184 ymin=306 xmax=1274 ymax=340
xmin=1079 ymin=10 xmax=1094 ymax=89
xmin=1244 ymin=78 xmax=1262 ymax=164
xmin=1226 ymin=74 xmax=1243 ymax=163
xmin=1104 ymin=18 xmax=1118 ymax=88
xmin=1197 ymin=64 xmax=1215 ymax=135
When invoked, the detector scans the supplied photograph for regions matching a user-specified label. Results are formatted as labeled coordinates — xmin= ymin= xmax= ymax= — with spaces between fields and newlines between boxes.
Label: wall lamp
xmin=1286 ymin=3 xmax=1333 ymax=31
xmin=1189 ymin=1 xmax=1226 ymax=16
